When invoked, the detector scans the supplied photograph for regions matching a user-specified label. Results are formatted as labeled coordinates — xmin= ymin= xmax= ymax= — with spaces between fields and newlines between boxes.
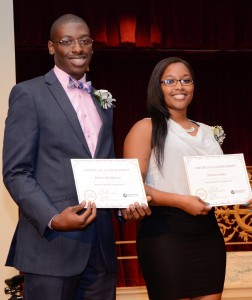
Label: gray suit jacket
xmin=3 ymin=69 xmax=117 ymax=276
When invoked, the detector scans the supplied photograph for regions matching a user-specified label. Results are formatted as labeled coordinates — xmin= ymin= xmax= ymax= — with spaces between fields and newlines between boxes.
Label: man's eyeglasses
xmin=51 ymin=38 xmax=94 ymax=47
xmin=160 ymin=79 xmax=194 ymax=87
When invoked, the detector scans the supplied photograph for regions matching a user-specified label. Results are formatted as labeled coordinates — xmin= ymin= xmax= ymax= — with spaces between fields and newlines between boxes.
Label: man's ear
xmin=48 ymin=40 xmax=55 ymax=55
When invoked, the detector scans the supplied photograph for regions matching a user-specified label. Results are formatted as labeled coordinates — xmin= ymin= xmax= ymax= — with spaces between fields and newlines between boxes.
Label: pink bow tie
xmin=68 ymin=77 xmax=92 ymax=94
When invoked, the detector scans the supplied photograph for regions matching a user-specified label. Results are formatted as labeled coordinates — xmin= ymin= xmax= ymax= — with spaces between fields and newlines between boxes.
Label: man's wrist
xmin=48 ymin=214 xmax=59 ymax=229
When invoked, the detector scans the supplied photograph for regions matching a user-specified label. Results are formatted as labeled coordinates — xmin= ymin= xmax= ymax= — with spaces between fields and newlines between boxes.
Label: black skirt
xmin=137 ymin=207 xmax=226 ymax=300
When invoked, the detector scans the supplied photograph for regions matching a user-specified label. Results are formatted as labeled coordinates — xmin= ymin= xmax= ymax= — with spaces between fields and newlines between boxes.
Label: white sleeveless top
xmin=145 ymin=119 xmax=223 ymax=195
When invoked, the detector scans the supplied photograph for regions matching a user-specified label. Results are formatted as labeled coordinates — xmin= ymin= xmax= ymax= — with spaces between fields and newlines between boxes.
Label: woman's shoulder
xmin=125 ymin=118 xmax=152 ymax=141
xmin=131 ymin=117 xmax=152 ymax=131
xmin=190 ymin=120 xmax=212 ymax=132
xmin=197 ymin=122 xmax=211 ymax=130
xmin=197 ymin=122 xmax=224 ymax=134
xmin=124 ymin=118 xmax=152 ymax=155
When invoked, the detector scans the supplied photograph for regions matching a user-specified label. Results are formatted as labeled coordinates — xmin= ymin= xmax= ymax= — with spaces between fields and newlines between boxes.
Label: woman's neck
xmin=170 ymin=111 xmax=188 ymax=124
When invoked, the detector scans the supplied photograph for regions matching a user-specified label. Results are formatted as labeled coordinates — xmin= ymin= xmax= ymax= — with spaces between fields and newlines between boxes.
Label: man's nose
xmin=71 ymin=40 xmax=82 ymax=52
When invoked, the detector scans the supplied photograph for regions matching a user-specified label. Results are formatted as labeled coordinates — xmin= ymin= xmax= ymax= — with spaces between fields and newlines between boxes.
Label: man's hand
xmin=51 ymin=201 xmax=97 ymax=231
xmin=120 ymin=201 xmax=152 ymax=221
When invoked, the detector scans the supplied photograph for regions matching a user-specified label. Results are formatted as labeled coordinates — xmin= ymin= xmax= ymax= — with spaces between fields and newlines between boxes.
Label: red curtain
xmin=14 ymin=0 xmax=252 ymax=49
xmin=13 ymin=0 xmax=252 ymax=287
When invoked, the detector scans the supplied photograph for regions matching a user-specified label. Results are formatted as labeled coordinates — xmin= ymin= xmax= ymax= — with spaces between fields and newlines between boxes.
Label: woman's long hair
xmin=147 ymin=57 xmax=195 ymax=168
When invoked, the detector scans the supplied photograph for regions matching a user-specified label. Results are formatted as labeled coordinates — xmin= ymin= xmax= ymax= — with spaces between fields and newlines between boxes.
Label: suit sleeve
xmin=2 ymin=83 xmax=59 ymax=236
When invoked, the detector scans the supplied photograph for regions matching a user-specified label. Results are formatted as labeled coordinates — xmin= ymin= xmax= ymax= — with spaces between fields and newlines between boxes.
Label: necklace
xmin=185 ymin=126 xmax=195 ymax=133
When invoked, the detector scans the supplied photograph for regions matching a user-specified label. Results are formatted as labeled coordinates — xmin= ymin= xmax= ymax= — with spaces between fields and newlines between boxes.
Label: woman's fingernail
xmin=243 ymin=203 xmax=248 ymax=207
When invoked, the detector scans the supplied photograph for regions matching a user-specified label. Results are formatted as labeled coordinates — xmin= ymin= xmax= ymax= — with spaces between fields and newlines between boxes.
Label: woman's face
xmin=160 ymin=62 xmax=194 ymax=115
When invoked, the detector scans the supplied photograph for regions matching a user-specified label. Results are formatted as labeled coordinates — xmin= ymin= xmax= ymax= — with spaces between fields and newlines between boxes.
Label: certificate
xmin=184 ymin=154 xmax=252 ymax=206
xmin=71 ymin=159 xmax=147 ymax=208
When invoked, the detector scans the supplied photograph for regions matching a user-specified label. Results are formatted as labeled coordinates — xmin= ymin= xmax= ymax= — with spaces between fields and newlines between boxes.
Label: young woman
xmin=124 ymin=57 xmax=226 ymax=300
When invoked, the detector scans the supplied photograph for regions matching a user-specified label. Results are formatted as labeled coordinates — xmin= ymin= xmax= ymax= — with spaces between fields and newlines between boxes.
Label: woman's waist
xmin=138 ymin=206 xmax=220 ymax=235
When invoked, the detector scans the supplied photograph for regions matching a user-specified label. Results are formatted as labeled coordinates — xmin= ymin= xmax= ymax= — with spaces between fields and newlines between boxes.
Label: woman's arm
xmin=124 ymin=118 xmax=152 ymax=181
xmin=124 ymin=118 xmax=211 ymax=216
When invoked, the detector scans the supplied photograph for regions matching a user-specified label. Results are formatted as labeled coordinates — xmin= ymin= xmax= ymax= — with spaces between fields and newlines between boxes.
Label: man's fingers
xmin=132 ymin=203 xmax=151 ymax=217
xmin=71 ymin=201 xmax=86 ymax=213
xmin=121 ymin=207 xmax=134 ymax=220
xmin=78 ymin=202 xmax=97 ymax=226
xmin=120 ymin=203 xmax=152 ymax=221
xmin=124 ymin=203 xmax=152 ymax=220
xmin=120 ymin=209 xmax=128 ymax=219
xmin=140 ymin=204 xmax=152 ymax=216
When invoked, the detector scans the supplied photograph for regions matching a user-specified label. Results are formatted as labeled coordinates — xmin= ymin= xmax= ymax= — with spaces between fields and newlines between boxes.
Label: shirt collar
xmin=53 ymin=65 xmax=87 ymax=87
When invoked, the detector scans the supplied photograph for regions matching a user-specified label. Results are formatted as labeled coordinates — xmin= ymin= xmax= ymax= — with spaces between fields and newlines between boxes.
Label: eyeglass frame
xmin=160 ymin=78 xmax=194 ymax=87
xmin=50 ymin=38 xmax=94 ymax=47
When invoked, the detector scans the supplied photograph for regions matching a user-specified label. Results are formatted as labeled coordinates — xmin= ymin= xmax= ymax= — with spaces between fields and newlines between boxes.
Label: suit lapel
xmin=91 ymin=91 xmax=107 ymax=158
xmin=45 ymin=70 xmax=92 ymax=156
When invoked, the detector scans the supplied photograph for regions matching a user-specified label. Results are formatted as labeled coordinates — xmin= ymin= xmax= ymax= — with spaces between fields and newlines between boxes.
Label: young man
xmin=3 ymin=14 xmax=150 ymax=300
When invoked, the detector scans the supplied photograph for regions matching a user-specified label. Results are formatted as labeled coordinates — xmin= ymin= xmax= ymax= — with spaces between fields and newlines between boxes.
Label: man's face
xmin=48 ymin=21 xmax=93 ymax=80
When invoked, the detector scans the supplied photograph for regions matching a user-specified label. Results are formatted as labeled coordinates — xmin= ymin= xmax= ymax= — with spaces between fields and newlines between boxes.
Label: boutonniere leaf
xmin=93 ymin=89 xmax=116 ymax=109
xmin=211 ymin=125 xmax=226 ymax=145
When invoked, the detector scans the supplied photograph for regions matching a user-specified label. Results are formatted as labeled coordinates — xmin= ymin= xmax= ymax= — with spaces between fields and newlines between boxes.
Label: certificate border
xmin=184 ymin=153 xmax=252 ymax=206
xmin=71 ymin=158 xmax=147 ymax=208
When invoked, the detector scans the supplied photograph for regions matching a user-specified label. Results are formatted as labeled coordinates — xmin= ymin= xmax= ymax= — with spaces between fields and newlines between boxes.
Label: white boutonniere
xmin=212 ymin=125 xmax=226 ymax=145
xmin=93 ymin=89 xmax=116 ymax=109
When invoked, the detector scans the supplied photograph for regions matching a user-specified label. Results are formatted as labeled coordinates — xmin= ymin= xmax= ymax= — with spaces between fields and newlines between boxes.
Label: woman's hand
xmin=243 ymin=199 xmax=252 ymax=209
xmin=178 ymin=195 xmax=212 ymax=216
